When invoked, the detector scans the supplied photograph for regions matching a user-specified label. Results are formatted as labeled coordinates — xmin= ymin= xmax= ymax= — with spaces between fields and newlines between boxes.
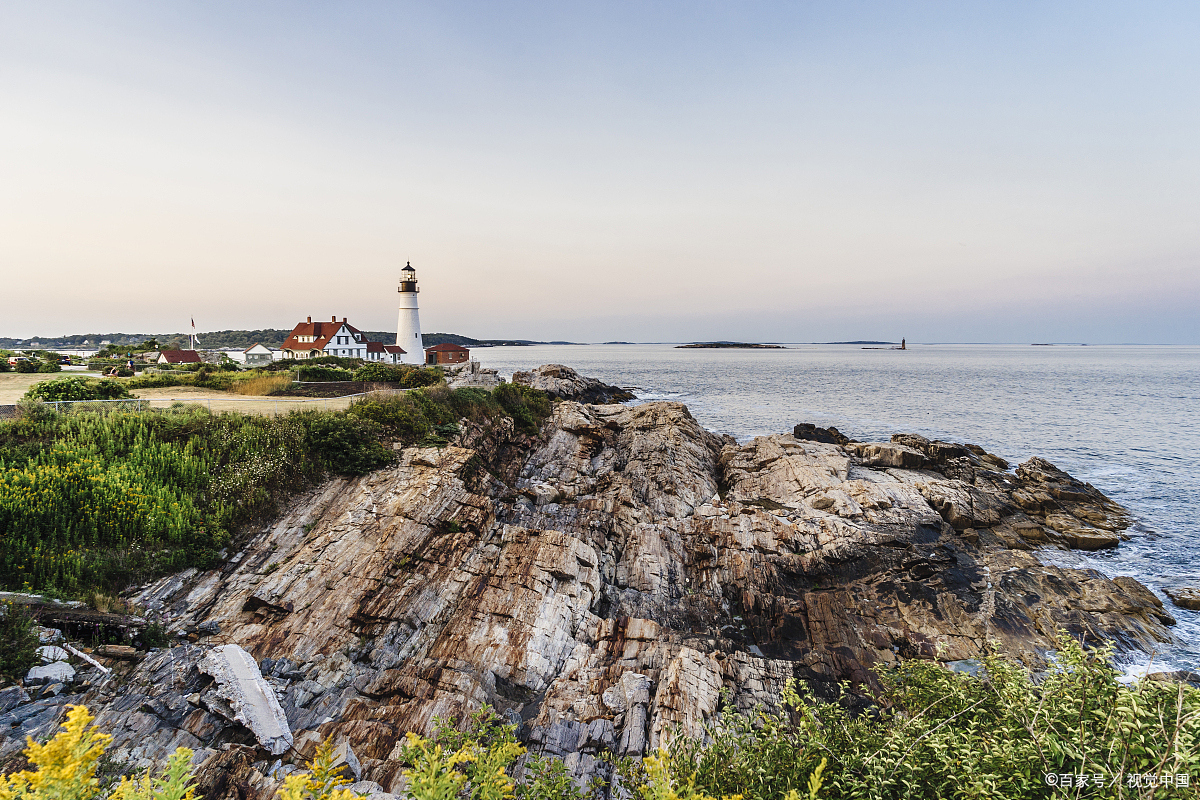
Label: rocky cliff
xmin=3 ymin=386 xmax=1179 ymax=797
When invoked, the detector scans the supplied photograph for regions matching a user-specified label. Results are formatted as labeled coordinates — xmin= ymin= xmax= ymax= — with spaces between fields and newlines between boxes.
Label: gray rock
xmin=847 ymin=442 xmax=926 ymax=469
xmin=348 ymin=782 xmax=396 ymax=800
xmin=618 ymin=704 xmax=648 ymax=755
xmin=511 ymin=364 xmax=634 ymax=403
xmin=37 ymin=645 xmax=70 ymax=664
xmin=540 ymin=719 xmax=584 ymax=756
xmin=36 ymin=626 xmax=63 ymax=644
xmin=39 ymin=683 xmax=65 ymax=698
xmin=199 ymin=644 xmax=293 ymax=755
xmin=0 ymin=686 xmax=30 ymax=712
xmin=620 ymin=672 xmax=652 ymax=706
xmin=330 ymin=740 xmax=361 ymax=781
xmin=25 ymin=661 xmax=75 ymax=685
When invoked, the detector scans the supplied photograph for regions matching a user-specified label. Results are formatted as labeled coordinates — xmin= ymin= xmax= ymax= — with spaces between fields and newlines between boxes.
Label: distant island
xmin=676 ymin=342 xmax=785 ymax=349
xmin=823 ymin=341 xmax=896 ymax=345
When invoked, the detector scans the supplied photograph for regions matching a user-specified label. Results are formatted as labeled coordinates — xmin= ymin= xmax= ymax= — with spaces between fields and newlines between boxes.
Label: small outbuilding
xmin=366 ymin=341 xmax=406 ymax=364
xmin=424 ymin=343 xmax=470 ymax=366
xmin=242 ymin=343 xmax=273 ymax=365
xmin=157 ymin=350 xmax=203 ymax=365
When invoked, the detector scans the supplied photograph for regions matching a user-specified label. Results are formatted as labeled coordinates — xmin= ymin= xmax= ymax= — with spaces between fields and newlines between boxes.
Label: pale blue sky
xmin=2 ymin=2 xmax=1198 ymax=342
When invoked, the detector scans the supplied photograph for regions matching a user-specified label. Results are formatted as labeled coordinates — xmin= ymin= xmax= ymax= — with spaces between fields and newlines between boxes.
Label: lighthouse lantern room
xmin=396 ymin=262 xmax=423 ymax=363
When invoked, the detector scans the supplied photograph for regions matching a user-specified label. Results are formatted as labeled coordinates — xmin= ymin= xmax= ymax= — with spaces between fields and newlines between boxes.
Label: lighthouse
xmin=396 ymin=262 xmax=423 ymax=363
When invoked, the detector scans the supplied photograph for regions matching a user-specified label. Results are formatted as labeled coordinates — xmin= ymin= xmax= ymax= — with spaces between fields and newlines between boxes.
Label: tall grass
xmin=231 ymin=374 xmax=292 ymax=396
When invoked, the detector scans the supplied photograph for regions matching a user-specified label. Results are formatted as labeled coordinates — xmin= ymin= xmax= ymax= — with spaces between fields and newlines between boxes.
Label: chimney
xmin=342 ymin=317 xmax=347 ymax=322
xmin=307 ymin=316 xmax=311 ymax=323
xmin=332 ymin=315 xmax=337 ymax=322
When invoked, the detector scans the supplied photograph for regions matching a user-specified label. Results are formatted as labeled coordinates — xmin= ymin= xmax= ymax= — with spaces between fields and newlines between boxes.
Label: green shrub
xmin=15 ymin=360 xmax=37 ymax=373
xmin=298 ymin=366 xmax=354 ymax=382
xmin=24 ymin=377 xmax=133 ymax=402
xmin=352 ymin=363 xmax=403 ymax=382
xmin=657 ymin=635 xmax=1200 ymax=800
xmin=0 ymin=361 xmax=10 ymax=373
xmin=125 ymin=374 xmax=191 ymax=390
xmin=402 ymin=367 xmax=442 ymax=388
xmin=305 ymin=414 xmax=393 ymax=476
xmin=36 ymin=361 xmax=61 ymax=373
xmin=347 ymin=384 xmax=551 ymax=447
xmin=123 ymin=372 xmax=231 ymax=391
xmin=495 ymin=383 xmax=552 ymax=434
xmin=0 ymin=600 xmax=39 ymax=682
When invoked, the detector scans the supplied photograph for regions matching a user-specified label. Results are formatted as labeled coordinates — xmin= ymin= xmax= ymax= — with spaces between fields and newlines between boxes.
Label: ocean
xmin=477 ymin=342 xmax=1200 ymax=675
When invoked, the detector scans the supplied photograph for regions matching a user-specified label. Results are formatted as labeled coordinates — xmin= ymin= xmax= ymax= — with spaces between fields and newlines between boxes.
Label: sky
xmin=2 ymin=2 xmax=1198 ymax=343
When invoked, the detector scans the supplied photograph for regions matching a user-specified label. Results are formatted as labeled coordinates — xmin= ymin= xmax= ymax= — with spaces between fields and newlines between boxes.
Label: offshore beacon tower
xmin=396 ymin=262 xmax=423 ymax=364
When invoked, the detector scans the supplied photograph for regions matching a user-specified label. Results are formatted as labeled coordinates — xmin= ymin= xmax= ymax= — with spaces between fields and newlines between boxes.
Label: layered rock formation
xmin=1 ymin=385 xmax=1180 ymax=797
xmin=511 ymin=364 xmax=635 ymax=404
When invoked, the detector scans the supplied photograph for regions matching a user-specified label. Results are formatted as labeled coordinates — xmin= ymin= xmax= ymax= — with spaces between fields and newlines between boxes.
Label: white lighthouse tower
xmin=396 ymin=262 xmax=423 ymax=364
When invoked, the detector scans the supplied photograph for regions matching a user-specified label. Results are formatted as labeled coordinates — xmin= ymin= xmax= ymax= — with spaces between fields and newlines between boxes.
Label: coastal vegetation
xmin=22 ymin=376 xmax=132 ymax=402
xmin=8 ymin=638 xmax=1197 ymax=800
xmin=648 ymin=636 xmax=1198 ymax=800
xmin=0 ymin=382 xmax=551 ymax=598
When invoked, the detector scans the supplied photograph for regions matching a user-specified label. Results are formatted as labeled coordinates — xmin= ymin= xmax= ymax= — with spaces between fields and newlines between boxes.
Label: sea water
xmin=477 ymin=343 xmax=1200 ymax=673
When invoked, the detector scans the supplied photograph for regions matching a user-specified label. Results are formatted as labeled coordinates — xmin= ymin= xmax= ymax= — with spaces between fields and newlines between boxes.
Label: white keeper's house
xmin=280 ymin=316 xmax=406 ymax=363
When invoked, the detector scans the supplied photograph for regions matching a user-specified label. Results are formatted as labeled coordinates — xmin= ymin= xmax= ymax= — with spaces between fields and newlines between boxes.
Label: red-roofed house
xmin=424 ymin=343 xmax=470 ymax=365
xmin=157 ymin=350 xmax=203 ymax=365
xmin=281 ymin=316 xmax=405 ymax=363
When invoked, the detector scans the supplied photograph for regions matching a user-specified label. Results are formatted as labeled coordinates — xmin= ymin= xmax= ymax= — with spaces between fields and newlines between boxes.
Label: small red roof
xmin=425 ymin=343 xmax=470 ymax=352
xmin=159 ymin=350 xmax=202 ymax=364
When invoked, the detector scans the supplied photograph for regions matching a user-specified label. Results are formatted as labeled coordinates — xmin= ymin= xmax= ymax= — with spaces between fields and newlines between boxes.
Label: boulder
xmin=36 ymin=626 xmax=63 ymax=644
xmin=793 ymin=423 xmax=851 ymax=445
xmin=199 ymin=644 xmax=293 ymax=755
xmin=25 ymin=661 xmax=75 ymax=686
xmin=847 ymin=442 xmax=926 ymax=469
xmin=1165 ymin=587 xmax=1200 ymax=611
xmin=37 ymin=645 xmax=69 ymax=664
xmin=511 ymin=364 xmax=634 ymax=403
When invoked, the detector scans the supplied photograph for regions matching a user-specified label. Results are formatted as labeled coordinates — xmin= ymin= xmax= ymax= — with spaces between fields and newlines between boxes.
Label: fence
xmin=29 ymin=389 xmax=406 ymax=417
